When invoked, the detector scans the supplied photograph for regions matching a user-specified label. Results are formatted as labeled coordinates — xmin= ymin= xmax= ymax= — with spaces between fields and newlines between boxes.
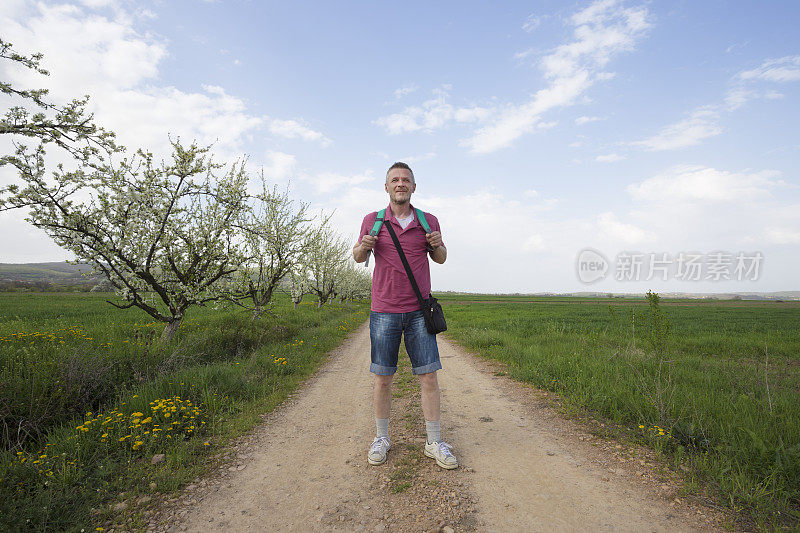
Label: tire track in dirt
xmin=156 ymin=322 xmax=723 ymax=532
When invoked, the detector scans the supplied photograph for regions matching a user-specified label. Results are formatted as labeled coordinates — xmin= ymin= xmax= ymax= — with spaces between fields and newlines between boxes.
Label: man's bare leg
xmin=417 ymin=371 xmax=440 ymax=422
xmin=374 ymin=374 xmax=393 ymax=419
xmin=419 ymin=371 xmax=441 ymax=442
xmin=419 ymin=371 xmax=457 ymax=468
xmin=368 ymin=374 xmax=394 ymax=465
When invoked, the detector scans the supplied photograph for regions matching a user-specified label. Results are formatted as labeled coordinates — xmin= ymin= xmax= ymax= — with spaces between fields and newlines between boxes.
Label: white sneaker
xmin=424 ymin=441 xmax=458 ymax=469
xmin=368 ymin=436 xmax=390 ymax=465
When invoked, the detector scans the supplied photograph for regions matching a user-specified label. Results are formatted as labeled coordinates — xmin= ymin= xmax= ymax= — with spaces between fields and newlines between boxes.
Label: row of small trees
xmin=0 ymin=38 xmax=370 ymax=341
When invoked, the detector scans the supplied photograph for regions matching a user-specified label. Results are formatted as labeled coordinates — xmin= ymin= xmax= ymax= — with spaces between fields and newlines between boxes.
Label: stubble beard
xmin=391 ymin=192 xmax=410 ymax=206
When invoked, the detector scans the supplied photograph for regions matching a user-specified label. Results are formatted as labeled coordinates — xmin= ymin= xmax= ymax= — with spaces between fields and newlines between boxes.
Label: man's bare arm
xmin=353 ymin=235 xmax=377 ymax=263
xmin=425 ymin=231 xmax=447 ymax=264
xmin=430 ymin=244 xmax=447 ymax=264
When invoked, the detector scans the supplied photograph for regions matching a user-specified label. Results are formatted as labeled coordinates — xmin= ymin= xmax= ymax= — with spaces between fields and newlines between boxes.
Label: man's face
xmin=385 ymin=168 xmax=416 ymax=204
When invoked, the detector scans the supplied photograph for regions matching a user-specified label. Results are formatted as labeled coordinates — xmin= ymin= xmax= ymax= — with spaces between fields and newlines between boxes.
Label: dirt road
xmin=159 ymin=322 xmax=721 ymax=532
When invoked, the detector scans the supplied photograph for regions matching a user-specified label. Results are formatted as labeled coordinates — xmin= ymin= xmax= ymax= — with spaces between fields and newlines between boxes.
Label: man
xmin=353 ymin=162 xmax=457 ymax=470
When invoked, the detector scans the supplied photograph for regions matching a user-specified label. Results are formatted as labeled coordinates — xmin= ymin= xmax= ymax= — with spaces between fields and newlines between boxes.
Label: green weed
xmin=0 ymin=292 xmax=367 ymax=532
xmin=439 ymin=293 xmax=800 ymax=529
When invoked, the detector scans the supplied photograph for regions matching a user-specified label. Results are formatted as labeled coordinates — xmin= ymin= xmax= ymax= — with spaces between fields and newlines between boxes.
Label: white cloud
xmin=628 ymin=165 xmax=779 ymax=203
xmin=632 ymin=108 xmax=722 ymax=151
xmin=522 ymin=234 xmax=546 ymax=251
xmin=463 ymin=0 xmax=650 ymax=153
xmin=622 ymin=165 xmax=800 ymax=261
xmin=263 ymin=151 xmax=297 ymax=181
xmin=375 ymin=87 xmax=493 ymax=135
xmin=596 ymin=211 xmax=652 ymax=244
xmin=0 ymin=3 xmax=264 ymax=159
xmin=399 ymin=152 xmax=437 ymax=164
xmin=393 ymin=84 xmax=419 ymax=99
xmin=464 ymin=72 xmax=593 ymax=153
xmin=514 ymin=48 xmax=537 ymax=61
xmin=722 ymin=87 xmax=758 ymax=111
xmin=764 ymin=227 xmax=800 ymax=244
xmin=596 ymin=153 xmax=625 ymax=162
xmin=725 ymin=41 xmax=749 ymax=54
xmin=2 ymin=4 xmax=165 ymax=93
xmin=524 ymin=189 xmax=539 ymax=198
xmin=633 ymin=56 xmax=800 ymax=152
xmin=80 ymin=0 xmax=114 ymax=8
xmin=738 ymin=56 xmax=800 ymax=83
xmin=373 ymin=1 xmax=648 ymax=154
xmin=522 ymin=14 xmax=542 ymax=33
xmin=135 ymin=8 xmax=156 ymax=20
xmin=307 ymin=171 xmax=375 ymax=195
xmin=575 ymin=115 xmax=602 ymax=125
xmin=268 ymin=119 xmax=331 ymax=147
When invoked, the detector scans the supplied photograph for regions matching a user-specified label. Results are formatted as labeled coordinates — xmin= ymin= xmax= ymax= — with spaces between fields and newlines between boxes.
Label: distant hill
xmin=0 ymin=262 xmax=104 ymax=291
xmin=563 ymin=291 xmax=800 ymax=300
xmin=3 ymin=263 xmax=798 ymax=298
xmin=438 ymin=289 xmax=800 ymax=301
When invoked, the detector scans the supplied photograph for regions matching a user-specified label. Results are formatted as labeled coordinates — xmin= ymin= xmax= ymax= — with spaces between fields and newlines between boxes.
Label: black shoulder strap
xmin=384 ymin=221 xmax=427 ymax=307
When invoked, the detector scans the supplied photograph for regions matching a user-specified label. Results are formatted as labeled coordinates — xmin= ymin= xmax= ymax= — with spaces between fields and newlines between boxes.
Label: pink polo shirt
xmin=358 ymin=205 xmax=443 ymax=313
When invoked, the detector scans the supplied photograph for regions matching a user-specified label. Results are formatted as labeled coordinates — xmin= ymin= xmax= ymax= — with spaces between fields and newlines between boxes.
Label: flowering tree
xmin=288 ymin=266 xmax=313 ymax=309
xmin=305 ymin=221 xmax=350 ymax=307
xmin=336 ymin=262 xmax=372 ymax=303
xmin=0 ymin=139 xmax=250 ymax=341
xmin=1 ymin=38 xmax=119 ymax=169
xmin=1 ymin=40 xmax=251 ymax=341
xmin=230 ymin=180 xmax=315 ymax=319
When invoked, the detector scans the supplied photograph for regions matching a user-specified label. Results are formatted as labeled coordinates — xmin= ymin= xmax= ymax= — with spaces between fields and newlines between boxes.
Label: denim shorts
xmin=370 ymin=310 xmax=442 ymax=375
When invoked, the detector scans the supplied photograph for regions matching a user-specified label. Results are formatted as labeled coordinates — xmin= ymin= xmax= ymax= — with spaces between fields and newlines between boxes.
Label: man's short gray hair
xmin=386 ymin=161 xmax=414 ymax=182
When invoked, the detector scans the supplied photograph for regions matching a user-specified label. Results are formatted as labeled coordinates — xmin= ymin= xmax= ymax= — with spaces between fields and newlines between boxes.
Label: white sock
xmin=376 ymin=417 xmax=389 ymax=439
xmin=426 ymin=420 xmax=440 ymax=444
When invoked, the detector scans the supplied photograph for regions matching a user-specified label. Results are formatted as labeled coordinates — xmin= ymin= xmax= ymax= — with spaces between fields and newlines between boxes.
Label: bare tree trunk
xmin=160 ymin=317 xmax=182 ymax=343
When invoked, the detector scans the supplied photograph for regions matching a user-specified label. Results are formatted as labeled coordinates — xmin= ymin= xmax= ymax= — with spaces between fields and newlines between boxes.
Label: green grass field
xmin=437 ymin=293 xmax=800 ymax=530
xmin=0 ymin=292 xmax=367 ymax=532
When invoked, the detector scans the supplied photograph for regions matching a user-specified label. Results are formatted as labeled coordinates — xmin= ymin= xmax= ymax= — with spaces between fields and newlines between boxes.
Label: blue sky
xmin=1 ymin=0 xmax=799 ymax=293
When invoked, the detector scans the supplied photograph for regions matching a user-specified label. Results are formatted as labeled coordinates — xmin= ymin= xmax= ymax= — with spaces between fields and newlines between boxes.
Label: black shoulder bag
xmin=384 ymin=220 xmax=447 ymax=335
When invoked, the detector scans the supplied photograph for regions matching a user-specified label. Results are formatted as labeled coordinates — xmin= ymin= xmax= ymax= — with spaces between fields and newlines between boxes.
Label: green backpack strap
xmin=414 ymin=208 xmax=431 ymax=233
xmin=368 ymin=207 xmax=430 ymax=238
xmin=369 ymin=209 xmax=386 ymax=236
xmin=364 ymin=209 xmax=386 ymax=268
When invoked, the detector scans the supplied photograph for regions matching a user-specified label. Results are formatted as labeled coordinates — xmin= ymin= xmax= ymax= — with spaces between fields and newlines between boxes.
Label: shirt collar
xmin=385 ymin=203 xmax=415 ymax=222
